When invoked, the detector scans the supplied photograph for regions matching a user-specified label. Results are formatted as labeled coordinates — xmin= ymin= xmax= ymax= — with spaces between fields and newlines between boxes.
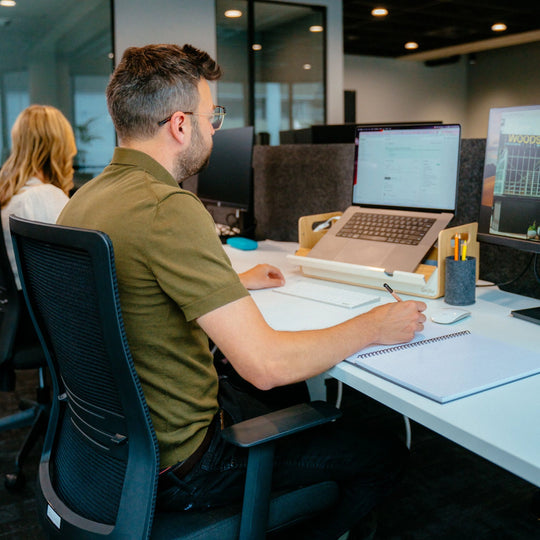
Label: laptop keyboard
xmin=336 ymin=212 xmax=436 ymax=245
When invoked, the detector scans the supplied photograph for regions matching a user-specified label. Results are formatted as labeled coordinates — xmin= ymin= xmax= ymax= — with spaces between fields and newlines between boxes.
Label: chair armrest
xmin=221 ymin=400 xmax=341 ymax=448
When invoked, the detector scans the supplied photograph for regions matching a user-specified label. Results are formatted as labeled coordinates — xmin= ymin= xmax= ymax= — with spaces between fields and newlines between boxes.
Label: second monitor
xmin=197 ymin=126 xmax=255 ymax=238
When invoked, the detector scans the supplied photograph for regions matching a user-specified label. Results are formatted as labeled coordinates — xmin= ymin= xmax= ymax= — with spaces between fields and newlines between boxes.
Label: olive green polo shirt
xmin=58 ymin=147 xmax=249 ymax=467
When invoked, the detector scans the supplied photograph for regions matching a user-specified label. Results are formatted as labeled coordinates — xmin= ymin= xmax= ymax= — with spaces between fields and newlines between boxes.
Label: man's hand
xmin=238 ymin=264 xmax=285 ymax=290
xmin=362 ymin=300 xmax=427 ymax=345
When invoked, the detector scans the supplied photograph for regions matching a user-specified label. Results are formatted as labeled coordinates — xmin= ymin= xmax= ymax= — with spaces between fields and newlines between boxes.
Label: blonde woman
xmin=1 ymin=105 xmax=77 ymax=288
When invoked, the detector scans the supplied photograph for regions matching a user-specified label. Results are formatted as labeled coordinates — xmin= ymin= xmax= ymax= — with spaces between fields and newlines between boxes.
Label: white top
xmin=2 ymin=177 xmax=69 ymax=288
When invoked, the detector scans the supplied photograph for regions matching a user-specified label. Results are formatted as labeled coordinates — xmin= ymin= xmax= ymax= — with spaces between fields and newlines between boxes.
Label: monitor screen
xmin=478 ymin=105 xmax=540 ymax=254
xmin=352 ymin=124 xmax=461 ymax=212
xmin=197 ymin=126 xmax=254 ymax=211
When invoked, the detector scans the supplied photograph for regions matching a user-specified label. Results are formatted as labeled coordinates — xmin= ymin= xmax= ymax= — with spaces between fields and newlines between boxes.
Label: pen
xmin=383 ymin=282 xmax=402 ymax=302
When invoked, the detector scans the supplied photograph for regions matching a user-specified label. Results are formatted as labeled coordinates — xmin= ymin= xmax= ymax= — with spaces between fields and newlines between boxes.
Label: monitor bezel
xmin=196 ymin=126 xmax=255 ymax=213
xmin=477 ymin=104 xmax=540 ymax=255
xmin=352 ymin=123 xmax=461 ymax=214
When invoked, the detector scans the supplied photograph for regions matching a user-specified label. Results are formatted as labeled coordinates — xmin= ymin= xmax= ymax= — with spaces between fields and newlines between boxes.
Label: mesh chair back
xmin=10 ymin=216 xmax=159 ymax=539
xmin=0 ymin=218 xmax=21 ymax=372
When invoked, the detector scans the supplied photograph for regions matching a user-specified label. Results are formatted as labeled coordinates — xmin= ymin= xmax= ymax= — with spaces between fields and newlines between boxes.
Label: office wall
xmin=344 ymin=54 xmax=468 ymax=129
xmin=114 ymin=0 xmax=217 ymax=61
xmin=466 ymin=41 xmax=540 ymax=138
xmin=344 ymin=41 xmax=540 ymax=138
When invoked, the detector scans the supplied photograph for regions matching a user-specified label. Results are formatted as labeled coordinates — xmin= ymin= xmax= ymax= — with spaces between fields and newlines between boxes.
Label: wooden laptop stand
xmin=289 ymin=212 xmax=479 ymax=299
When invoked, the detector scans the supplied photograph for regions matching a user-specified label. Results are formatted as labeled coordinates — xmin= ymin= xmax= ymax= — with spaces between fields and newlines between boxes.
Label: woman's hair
xmin=106 ymin=43 xmax=222 ymax=142
xmin=0 ymin=105 xmax=77 ymax=207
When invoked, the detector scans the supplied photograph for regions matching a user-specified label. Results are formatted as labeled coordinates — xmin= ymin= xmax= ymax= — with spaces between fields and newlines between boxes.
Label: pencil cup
xmin=444 ymin=256 xmax=476 ymax=306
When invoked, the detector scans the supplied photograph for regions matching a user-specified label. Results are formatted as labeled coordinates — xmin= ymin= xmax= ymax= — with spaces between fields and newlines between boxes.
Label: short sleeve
xmin=146 ymin=192 xmax=248 ymax=321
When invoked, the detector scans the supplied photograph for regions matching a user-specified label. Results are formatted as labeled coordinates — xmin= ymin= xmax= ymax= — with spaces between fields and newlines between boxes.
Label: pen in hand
xmin=383 ymin=282 xmax=402 ymax=302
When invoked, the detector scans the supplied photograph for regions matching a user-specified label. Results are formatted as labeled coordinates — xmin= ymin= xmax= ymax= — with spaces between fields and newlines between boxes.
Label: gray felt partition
xmin=250 ymin=140 xmax=539 ymax=300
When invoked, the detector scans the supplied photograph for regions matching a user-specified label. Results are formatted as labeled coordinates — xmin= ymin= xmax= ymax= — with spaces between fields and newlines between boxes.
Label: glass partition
xmin=0 ymin=0 xmax=114 ymax=185
xmin=216 ymin=0 xmax=325 ymax=145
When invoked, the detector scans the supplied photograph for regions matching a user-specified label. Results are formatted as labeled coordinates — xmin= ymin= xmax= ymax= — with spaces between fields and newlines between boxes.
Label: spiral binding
xmin=355 ymin=330 xmax=471 ymax=359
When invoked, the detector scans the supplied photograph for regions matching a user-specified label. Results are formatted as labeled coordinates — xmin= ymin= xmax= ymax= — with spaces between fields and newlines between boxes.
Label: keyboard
xmin=273 ymin=280 xmax=379 ymax=309
xmin=336 ymin=212 xmax=435 ymax=245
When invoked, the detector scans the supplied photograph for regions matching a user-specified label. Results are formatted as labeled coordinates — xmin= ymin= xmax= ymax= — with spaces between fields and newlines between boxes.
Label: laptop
xmin=308 ymin=123 xmax=461 ymax=275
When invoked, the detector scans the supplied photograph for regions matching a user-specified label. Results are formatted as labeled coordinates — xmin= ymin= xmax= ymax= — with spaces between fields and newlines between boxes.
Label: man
xmin=58 ymin=43 xmax=426 ymax=539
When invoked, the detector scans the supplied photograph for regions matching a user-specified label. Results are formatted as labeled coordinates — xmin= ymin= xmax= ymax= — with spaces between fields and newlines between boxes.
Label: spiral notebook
xmin=346 ymin=330 xmax=540 ymax=403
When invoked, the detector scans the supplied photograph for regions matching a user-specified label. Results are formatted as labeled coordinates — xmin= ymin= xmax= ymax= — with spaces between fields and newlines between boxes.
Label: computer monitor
xmin=197 ymin=126 xmax=255 ymax=235
xmin=478 ymin=105 xmax=540 ymax=254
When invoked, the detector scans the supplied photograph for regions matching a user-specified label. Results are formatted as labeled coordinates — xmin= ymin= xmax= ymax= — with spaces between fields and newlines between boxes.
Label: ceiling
xmin=342 ymin=0 xmax=540 ymax=60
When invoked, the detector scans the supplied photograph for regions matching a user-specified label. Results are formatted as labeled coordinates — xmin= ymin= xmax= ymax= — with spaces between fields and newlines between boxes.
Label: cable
xmin=335 ymin=380 xmax=343 ymax=408
xmin=403 ymin=416 xmax=412 ymax=449
xmin=476 ymin=253 xmax=534 ymax=288
xmin=533 ymin=253 xmax=540 ymax=283
xmin=313 ymin=215 xmax=341 ymax=232
xmin=333 ymin=380 xmax=411 ymax=447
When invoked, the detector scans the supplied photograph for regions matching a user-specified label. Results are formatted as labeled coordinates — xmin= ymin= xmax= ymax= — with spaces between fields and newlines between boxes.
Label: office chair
xmin=0 ymin=218 xmax=49 ymax=491
xmin=10 ymin=215 xmax=342 ymax=540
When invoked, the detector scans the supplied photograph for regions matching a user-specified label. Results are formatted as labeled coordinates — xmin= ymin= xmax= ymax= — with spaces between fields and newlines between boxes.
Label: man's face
xmin=173 ymin=79 xmax=215 ymax=182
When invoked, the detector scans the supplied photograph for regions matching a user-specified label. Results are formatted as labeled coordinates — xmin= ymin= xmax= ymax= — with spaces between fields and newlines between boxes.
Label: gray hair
xmin=106 ymin=43 xmax=222 ymax=142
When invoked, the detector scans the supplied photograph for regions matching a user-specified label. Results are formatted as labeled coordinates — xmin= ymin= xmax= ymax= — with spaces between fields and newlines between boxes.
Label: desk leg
xmin=306 ymin=374 xmax=331 ymax=402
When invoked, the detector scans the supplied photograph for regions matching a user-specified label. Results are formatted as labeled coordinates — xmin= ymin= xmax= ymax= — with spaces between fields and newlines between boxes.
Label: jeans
xmin=156 ymin=384 xmax=408 ymax=540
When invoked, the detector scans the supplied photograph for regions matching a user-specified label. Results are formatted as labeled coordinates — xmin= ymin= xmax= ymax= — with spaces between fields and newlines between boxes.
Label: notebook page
xmin=346 ymin=331 xmax=540 ymax=403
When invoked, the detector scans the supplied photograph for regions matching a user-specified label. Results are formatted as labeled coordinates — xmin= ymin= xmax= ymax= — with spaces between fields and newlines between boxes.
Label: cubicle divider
xmin=251 ymin=140 xmax=540 ymax=300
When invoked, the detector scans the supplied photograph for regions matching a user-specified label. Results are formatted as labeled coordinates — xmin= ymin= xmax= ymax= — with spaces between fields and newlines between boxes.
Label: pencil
xmin=383 ymin=282 xmax=402 ymax=302
xmin=461 ymin=232 xmax=469 ymax=261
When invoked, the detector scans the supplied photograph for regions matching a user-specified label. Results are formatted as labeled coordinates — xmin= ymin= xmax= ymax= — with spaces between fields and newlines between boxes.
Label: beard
xmin=173 ymin=117 xmax=212 ymax=183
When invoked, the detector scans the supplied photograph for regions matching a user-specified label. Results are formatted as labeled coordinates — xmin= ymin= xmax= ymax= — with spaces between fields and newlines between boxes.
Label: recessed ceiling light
xmin=491 ymin=23 xmax=507 ymax=32
xmin=404 ymin=42 xmax=419 ymax=50
xmin=0 ymin=0 xmax=16 ymax=7
xmin=303 ymin=63 xmax=312 ymax=70
xmin=252 ymin=44 xmax=262 ymax=51
xmin=371 ymin=8 xmax=388 ymax=17
xmin=309 ymin=25 xmax=324 ymax=33
xmin=224 ymin=9 xmax=242 ymax=18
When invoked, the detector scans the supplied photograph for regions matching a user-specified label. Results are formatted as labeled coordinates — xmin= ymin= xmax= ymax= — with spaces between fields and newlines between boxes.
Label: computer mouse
xmin=226 ymin=236 xmax=258 ymax=251
xmin=430 ymin=308 xmax=471 ymax=325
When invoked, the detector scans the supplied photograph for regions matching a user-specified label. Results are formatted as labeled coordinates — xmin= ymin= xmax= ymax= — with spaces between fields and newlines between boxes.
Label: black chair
xmin=0 ymin=217 xmax=49 ymax=490
xmin=10 ymin=215 xmax=341 ymax=540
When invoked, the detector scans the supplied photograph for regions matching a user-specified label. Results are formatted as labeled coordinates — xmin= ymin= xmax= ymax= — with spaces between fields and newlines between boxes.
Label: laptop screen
xmin=352 ymin=124 xmax=461 ymax=212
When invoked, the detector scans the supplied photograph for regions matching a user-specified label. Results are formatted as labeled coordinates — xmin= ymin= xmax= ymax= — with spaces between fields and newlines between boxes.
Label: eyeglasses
xmin=157 ymin=105 xmax=227 ymax=130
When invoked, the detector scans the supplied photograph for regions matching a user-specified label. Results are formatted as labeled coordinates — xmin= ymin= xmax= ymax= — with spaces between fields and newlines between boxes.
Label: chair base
xmin=2 ymin=401 xmax=49 ymax=492
xmin=0 ymin=407 xmax=36 ymax=431
xmin=5 ymin=468 xmax=26 ymax=491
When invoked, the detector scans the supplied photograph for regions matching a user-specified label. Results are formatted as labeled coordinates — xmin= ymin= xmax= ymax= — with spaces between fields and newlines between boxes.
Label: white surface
xmin=225 ymin=240 xmax=540 ymax=487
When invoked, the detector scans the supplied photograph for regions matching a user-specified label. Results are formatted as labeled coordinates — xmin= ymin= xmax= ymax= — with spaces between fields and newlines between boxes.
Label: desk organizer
xmin=289 ymin=212 xmax=479 ymax=299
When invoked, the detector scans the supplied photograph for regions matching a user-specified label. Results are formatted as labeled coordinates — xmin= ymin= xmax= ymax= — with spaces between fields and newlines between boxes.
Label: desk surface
xmin=224 ymin=240 xmax=540 ymax=488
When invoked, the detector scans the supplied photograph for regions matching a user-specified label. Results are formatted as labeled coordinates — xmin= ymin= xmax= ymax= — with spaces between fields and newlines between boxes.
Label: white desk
xmin=225 ymin=240 xmax=540 ymax=488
